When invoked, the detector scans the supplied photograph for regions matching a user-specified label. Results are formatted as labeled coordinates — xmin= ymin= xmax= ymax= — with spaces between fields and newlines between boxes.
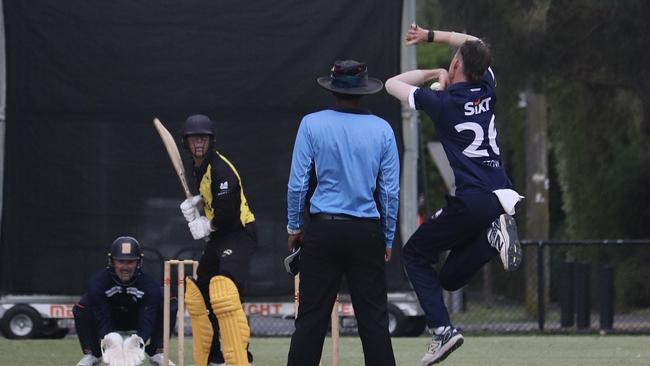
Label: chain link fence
xmin=440 ymin=240 xmax=650 ymax=335
xmin=144 ymin=239 xmax=650 ymax=337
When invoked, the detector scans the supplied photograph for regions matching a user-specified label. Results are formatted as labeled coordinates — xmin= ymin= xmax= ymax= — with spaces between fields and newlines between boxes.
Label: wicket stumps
xmin=163 ymin=259 xmax=199 ymax=366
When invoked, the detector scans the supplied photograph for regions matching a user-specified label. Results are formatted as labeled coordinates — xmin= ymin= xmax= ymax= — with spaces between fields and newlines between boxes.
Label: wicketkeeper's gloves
xmin=122 ymin=334 xmax=145 ymax=366
xmin=101 ymin=332 xmax=125 ymax=366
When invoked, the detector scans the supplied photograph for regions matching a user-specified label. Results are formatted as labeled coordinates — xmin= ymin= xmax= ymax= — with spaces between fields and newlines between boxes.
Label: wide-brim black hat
xmin=317 ymin=60 xmax=383 ymax=95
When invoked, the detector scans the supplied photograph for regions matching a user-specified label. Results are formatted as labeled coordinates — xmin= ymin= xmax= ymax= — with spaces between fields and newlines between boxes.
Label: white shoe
xmin=420 ymin=327 xmax=464 ymax=365
xmin=487 ymin=214 xmax=522 ymax=271
xmin=149 ymin=353 xmax=176 ymax=366
xmin=76 ymin=354 xmax=101 ymax=366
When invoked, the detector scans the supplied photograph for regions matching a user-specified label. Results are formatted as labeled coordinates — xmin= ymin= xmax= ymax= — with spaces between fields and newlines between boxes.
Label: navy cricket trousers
xmin=403 ymin=193 xmax=504 ymax=328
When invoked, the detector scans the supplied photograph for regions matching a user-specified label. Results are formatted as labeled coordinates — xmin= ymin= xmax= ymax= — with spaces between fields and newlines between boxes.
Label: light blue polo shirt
xmin=287 ymin=107 xmax=400 ymax=248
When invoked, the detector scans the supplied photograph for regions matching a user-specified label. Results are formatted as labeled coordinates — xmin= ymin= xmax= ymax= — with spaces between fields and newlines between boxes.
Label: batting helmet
xmin=108 ymin=236 xmax=143 ymax=266
xmin=183 ymin=114 xmax=215 ymax=137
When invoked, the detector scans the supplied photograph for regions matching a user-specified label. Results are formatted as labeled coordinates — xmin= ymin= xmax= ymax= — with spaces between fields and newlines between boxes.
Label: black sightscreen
xmin=1 ymin=0 xmax=405 ymax=295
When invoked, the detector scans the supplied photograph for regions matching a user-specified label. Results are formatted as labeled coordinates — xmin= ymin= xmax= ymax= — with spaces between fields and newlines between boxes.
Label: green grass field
xmin=1 ymin=335 xmax=650 ymax=365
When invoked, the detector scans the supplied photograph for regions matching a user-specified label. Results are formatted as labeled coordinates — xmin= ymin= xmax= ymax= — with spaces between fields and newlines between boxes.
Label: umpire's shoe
xmin=421 ymin=326 xmax=464 ymax=365
xmin=488 ymin=214 xmax=522 ymax=271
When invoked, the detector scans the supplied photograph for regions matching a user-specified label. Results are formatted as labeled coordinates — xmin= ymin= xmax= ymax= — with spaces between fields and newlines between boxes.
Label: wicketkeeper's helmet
xmin=108 ymin=236 xmax=143 ymax=268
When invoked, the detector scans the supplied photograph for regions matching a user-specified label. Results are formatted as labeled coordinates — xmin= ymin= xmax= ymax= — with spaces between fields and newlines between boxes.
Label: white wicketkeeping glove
xmin=188 ymin=216 xmax=214 ymax=240
xmin=101 ymin=332 xmax=126 ymax=366
xmin=180 ymin=195 xmax=202 ymax=222
xmin=122 ymin=334 xmax=145 ymax=366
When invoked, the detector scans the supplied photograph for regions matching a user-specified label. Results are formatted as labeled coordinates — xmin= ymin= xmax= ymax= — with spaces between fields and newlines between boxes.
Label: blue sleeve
xmin=377 ymin=127 xmax=400 ymax=248
xmin=414 ymin=88 xmax=444 ymax=122
xmin=86 ymin=273 xmax=115 ymax=338
xmin=483 ymin=66 xmax=496 ymax=89
xmin=287 ymin=118 xmax=314 ymax=231
xmin=136 ymin=278 xmax=162 ymax=341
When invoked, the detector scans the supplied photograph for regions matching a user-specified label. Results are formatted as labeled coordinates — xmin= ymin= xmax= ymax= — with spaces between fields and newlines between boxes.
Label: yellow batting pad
xmin=209 ymin=276 xmax=250 ymax=366
xmin=185 ymin=277 xmax=213 ymax=366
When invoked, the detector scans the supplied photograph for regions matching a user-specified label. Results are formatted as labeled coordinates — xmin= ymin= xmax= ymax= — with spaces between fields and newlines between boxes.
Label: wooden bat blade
xmin=153 ymin=118 xmax=192 ymax=198
xmin=294 ymin=274 xmax=300 ymax=318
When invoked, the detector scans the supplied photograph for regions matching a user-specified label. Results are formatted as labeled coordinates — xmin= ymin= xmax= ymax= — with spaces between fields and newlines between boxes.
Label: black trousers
xmin=403 ymin=193 xmax=503 ymax=328
xmin=287 ymin=218 xmax=396 ymax=366
xmin=73 ymin=298 xmax=176 ymax=357
xmin=195 ymin=223 xmax=257 ymax=364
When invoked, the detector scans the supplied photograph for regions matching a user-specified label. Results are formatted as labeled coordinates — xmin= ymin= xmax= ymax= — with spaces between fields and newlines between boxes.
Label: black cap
xmin=316 ymin=60 xmax=383 ymax=95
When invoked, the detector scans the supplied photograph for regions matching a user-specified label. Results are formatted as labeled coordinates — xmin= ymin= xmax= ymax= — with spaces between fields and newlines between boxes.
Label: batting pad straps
xmin=210 ymin=276 xmax=250 ymax=366
xmin=185 ymin=277 xmax=214 ymax=366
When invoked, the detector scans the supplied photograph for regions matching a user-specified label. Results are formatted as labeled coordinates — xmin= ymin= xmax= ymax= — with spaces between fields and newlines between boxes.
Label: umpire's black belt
xmin=311 ymin=213 xmax=379 ymax=222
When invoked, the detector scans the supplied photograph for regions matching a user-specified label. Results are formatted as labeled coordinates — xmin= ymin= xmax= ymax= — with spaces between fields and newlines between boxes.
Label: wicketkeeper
xmin=73 ymin=236 xmax=177 ymax=366
xmin=179 ymin=114 xmax=257 ymax=366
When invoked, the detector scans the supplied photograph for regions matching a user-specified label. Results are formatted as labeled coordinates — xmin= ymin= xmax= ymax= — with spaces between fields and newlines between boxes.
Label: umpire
xmin=286 ymin=60 xmax=400 ymax=366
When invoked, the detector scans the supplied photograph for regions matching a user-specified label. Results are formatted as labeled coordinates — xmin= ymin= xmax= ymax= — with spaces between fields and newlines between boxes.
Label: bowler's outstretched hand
xmin=406 ymin=23 xmax=429 ymax=45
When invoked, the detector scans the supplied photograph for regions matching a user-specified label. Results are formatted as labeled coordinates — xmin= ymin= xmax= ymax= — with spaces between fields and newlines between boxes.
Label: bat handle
xmin=183 ymin=185 xmax=193 ymax=199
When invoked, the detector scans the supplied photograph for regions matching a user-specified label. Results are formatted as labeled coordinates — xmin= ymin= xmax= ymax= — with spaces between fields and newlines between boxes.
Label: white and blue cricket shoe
xmin=488 ymin=214 xmax=522 ymax=271
xmin=421 ymin=326 xmax=464 ymax=365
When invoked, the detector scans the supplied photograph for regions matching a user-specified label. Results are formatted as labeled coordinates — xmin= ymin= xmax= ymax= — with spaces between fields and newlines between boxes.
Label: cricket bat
xmin=153 ymin=118 xmax=192 ymax=198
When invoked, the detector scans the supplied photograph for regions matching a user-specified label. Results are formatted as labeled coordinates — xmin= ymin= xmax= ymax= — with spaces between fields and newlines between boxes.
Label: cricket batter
xmin=179 ymin=114 xmax=256 ymax=366
xmin=72 ymin=236 xmax=176 ymax=366
xmin=385 ymin=25 xmax=523 ymax=365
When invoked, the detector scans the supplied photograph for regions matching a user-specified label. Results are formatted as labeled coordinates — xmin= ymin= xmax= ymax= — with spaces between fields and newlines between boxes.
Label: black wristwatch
xmin=427 ymin=30 xmax=435 ymax=43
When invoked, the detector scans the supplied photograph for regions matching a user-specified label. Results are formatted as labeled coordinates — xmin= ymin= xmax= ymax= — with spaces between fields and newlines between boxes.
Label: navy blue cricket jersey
xmin=411 ymin=68 xmax=512 ymax=195
xmin=78 ymin=268 xmax=161 ymax=341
